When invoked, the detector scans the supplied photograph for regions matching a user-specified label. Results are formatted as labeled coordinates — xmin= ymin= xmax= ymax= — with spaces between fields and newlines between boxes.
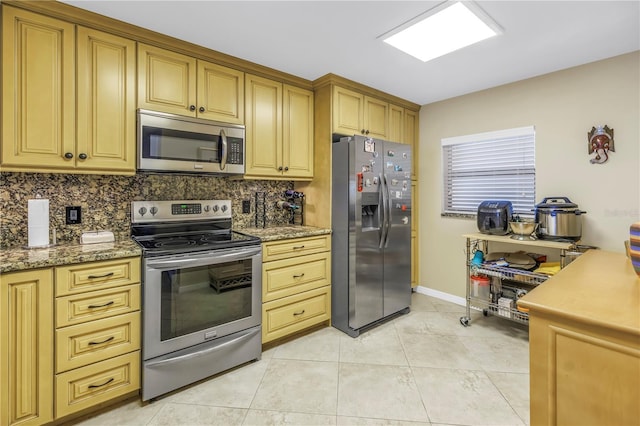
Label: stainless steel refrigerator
xmin=332 ymin=135 xmax=412 ymax=337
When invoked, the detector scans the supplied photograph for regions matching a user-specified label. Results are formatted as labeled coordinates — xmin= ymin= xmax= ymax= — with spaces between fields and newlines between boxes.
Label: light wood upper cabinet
xmin=363 ymin=96 xmax=389 ymax=139
xmin=1 ymin=269 xmax=54 ymax=426
xmin=197 ymin=61 xmax=244 ymax=124
xmin=388 ymin=104 xmax=405 ymax=144
xmin=138 ymin=43 xmax=244 ymax=123
xmin=77 ymin=27 xmax=136 ymax=172
xmin=1 ymin=7 xmax=75 ymax=171
xmin=404 ymin=109 xmax=419 ymax=180
xmin=245 ymin=74 xmax=282 ymax=177
xmin=283 ymin=85 xmax=314 ymax=179
xmin=137 ymin=43 xmax=197 ymax=115
xmin=245 ymin=74 xmax=313 ymax=180
xmin=1 ymin=6 xmax=135 ymax=174
xmin=332 ymin=86 xmax=363 ymax=136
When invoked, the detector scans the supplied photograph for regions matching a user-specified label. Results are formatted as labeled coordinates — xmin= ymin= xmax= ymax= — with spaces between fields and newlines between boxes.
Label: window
xmin=441 ymin=126 xmax=535 ymax=216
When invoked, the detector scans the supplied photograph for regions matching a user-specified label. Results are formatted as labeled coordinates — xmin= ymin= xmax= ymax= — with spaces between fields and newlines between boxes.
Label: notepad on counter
xmin=80 ymin=230 xmax=115 ymax=244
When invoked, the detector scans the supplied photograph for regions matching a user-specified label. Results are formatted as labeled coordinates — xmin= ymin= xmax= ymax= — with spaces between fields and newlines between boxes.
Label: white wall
xmin=418 ymin=51 xmax=640 ymax=297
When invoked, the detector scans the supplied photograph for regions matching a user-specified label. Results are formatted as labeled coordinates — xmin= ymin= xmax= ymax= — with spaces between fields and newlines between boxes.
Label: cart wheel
xmin=459 ymin=317 xmax=470 ymax=327
xmin=483 ymin=309 xmax=489 ymax=316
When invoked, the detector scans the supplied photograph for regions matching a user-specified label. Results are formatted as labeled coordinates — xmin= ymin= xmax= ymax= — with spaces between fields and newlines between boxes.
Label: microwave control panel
xmin=227 ymin=137 xmax=243 ymax=165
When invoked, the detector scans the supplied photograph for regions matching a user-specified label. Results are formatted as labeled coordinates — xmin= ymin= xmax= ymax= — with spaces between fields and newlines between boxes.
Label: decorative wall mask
xmin=588 ymin=125 xmax=614 ymax=164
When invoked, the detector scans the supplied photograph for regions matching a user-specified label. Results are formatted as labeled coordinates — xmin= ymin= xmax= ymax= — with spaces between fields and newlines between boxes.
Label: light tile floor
xmin=70 ymin=293 xmax=530 ymax=426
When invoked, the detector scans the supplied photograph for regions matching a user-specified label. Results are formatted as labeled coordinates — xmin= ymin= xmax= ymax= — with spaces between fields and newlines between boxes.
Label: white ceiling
xmin=62 ymin=0 xmax=640 ymax=105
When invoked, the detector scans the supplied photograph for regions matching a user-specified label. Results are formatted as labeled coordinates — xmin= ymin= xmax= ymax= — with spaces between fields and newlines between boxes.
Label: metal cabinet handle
xmin=199 ymin=106 xmax=205 ymax=113
xmin=88 ymin=377 xmax=114 ymax=388
xmin=293 ymin=310 xmax=305 ymax=316
xmin=365 ymin=130 xmax=370 ymax=135
xmin=278 ymin=166 xmax=283 ymax=171
xmin=292 ymin=245 xmax=305 ymax=249
xmin=293 ymin=273 xmax=305 ymax=278
xmin=87 ymin=272 xmax=114 ymax=279
xmin=361 ymin=129 xmax=366 ymax=134
xmin=78 ymin=153 xmax=87 ymax=160
xmin=189 ymin=105 xmax=196 ymax=111
xmin=284 ymin=166 xmax=289 ymax=171
xmin=88 ymin=336 xmax=115 ymax=346
xmin=64 ymin=152 xmax=73 ymax=159
xmin=87 ymin=300 xmax=115 ymax=309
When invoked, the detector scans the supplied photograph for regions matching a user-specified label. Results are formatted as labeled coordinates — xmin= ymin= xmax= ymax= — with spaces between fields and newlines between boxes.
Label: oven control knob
xmin=221 ymin=205 xmax=228 ymax=212
xmin=150 ymin=207 xmax=158 ymax=216
xmin=212 ymin=205 xmax=219 ymax=212
xmin=138 ymin=207 xmax=147 ymax=216
xmin=204 ymin=205 xmax=210 ymax=212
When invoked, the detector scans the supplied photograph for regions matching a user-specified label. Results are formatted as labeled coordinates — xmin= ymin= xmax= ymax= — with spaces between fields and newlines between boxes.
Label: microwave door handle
xmin=220 ymin=128 xmax=228 ymax=170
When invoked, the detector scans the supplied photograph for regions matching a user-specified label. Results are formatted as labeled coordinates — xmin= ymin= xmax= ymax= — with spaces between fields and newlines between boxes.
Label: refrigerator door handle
xmin=383 ymin=174 xmax=392 ymax=248
xmin=379 ymin=173 xmax=389 ymax=249
xmin=378 ymin=174 xmax=385 ymax=248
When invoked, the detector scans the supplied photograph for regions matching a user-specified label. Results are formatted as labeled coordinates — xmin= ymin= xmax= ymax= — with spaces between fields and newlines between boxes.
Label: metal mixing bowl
xmin=509 ymin=221 xmax=537 ymax=236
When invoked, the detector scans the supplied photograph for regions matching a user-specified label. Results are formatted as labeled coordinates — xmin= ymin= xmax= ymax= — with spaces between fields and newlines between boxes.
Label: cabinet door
xmin=404 ymin=109 xmax=419 ymax=180
xmin=1 ymin=6 xmax=75 ymax=171
xmin=363 ymin=96 xmax=388 ymax=139
xmin=197 ymin=61 xmax=244 ymax=124
xmin=0 ymin=269 xmax=54 ymax=426
xmin=388 ymin=104 xmax=405 ymax=144
xmin=77 ymin=27 xmax=136 ymax=173
xmin=332 ymin=86 xmax=363 ymax=136
xmin=137 ymin=43 xmax=196 ymax=116
xmin=245 ymin=74 xmax=282 ymax=177
xmin=282 ymin=85 xmax=314 ymax=179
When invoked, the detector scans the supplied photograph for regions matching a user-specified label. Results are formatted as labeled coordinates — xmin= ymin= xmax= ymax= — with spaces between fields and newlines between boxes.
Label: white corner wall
xmin=418 ymin=51 xmax=640 ymax=297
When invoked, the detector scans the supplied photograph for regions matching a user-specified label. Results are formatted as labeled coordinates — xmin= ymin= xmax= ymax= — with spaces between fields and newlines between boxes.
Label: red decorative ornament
xmin=588 ymin=125 xmax=614 ymax=164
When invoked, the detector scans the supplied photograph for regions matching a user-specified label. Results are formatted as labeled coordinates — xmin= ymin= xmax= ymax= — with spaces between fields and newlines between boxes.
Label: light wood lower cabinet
xmin=261 ymin=235 xmax=331 ymax=343
xmin=54 ymin=257 xmax=141 ymax=420
xmin=55 ymin=351 xmax=140 ymax=419
xmin=0 ymin=269 xmax=54 ymax=426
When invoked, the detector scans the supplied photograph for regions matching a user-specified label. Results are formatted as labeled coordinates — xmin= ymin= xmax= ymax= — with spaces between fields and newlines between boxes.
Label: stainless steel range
xmin=131 ymin=200 xmax=262 ymax=401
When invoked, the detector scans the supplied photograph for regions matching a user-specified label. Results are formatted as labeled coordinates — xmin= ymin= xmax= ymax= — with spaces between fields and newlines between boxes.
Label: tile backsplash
xmin=0 ymin=172 xmax=293 ymax=248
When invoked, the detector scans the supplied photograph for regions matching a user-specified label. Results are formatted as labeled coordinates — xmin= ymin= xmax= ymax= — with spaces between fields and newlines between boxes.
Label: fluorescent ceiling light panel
xmin=381 ymin=1 xmax=502 ymax=62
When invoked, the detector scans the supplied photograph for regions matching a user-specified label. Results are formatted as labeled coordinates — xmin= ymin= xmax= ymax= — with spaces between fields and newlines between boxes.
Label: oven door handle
xmin=145 ymin=327 xmax=260 ymax=368
xmin=145 ymin=247 xmax=262 ymax=270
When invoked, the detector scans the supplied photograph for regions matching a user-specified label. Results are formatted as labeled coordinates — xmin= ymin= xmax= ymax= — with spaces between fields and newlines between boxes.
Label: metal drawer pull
xmin=293 ymin=310 xmax=305 ymax=316
xmin=88 ymin=377 xmax=114 ymax=388
xmin=293 ymin=273 xmax=305 ymax=278
xmin=87 ymin=300 xmax=115 ymax=309
xmin=87 ymin=272 xmax=114 ymax=279
xmin=88 ymin=336 xmax=115 ymax=345
xmin=292 ymin=245 xmax=305 ymax=249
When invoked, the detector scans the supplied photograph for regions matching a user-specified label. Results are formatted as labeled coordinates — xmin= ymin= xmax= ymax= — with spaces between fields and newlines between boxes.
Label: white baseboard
xmin=414 ymin=285 xmax=466 ymax=307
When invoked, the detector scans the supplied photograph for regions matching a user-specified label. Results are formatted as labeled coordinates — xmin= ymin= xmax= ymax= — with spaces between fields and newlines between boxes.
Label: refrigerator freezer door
xmin=382 ymin=141 xmax=412 ymax=317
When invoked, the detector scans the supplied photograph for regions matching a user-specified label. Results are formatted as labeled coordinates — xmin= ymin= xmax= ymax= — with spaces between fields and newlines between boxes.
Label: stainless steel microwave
xmin=137 ymin=109 xmax=245 ymax=175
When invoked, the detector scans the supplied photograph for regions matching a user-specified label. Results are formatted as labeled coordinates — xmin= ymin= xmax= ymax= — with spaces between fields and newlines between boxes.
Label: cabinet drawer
xmin=262 ymin=235 xmax=330 ymax=262
xmin=56 ymin=257 xmax=140 ymax=296
xmin=56 ymin=283 xmax=140 ymax=327
xmin=56 ymin=312 xmax=140 ymax=373
xmin=263 ymin=252 xmax=330 ymax=302
xmin=262 ymin=286 xmax=330 ymax=343
xmin=55 ymin=351 xmax=140 ymax=419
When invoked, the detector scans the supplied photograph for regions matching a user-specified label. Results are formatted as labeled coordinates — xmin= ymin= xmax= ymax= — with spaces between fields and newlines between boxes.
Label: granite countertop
xmin=0 ymin=226 xmax=331 ymax=273
xmin=237 ymin=225 xmax=332 ymax=242
xmin=0 ymin=239 xmax=141 ymax=274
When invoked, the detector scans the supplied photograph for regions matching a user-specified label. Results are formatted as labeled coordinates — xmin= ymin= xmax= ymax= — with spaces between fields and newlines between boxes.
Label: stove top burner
xmin=133 ymin=229 xmax=260 ymax=256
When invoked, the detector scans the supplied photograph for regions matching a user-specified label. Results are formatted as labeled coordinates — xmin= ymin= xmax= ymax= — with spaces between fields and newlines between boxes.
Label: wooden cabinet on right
xmin=138 ymin=43 xmax=244 ymax=124
xmin=518 ymin=250 xmax=640 ymax=425
xmin=261 ymin=235 xmax=331 ymax=343
xmin=245 ymin=74 xmax=314 ymax=180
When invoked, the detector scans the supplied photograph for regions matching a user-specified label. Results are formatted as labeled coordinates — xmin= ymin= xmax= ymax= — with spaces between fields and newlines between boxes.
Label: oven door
xmin=142 ymin=245 xmax=261 ymax=360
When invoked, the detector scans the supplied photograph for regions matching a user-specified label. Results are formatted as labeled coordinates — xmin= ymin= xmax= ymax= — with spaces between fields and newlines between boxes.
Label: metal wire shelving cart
xmin=460 ymin=232 xmax=574 ymax=327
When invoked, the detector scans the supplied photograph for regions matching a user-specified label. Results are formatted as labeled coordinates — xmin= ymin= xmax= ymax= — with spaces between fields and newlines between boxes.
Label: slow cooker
xmin=534 ymin=197 xmax=586 ymax=241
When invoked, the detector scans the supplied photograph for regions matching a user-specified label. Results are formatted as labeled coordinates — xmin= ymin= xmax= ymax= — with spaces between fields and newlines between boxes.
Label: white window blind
xmin=442 ymin=126 xmax=535 ymax=216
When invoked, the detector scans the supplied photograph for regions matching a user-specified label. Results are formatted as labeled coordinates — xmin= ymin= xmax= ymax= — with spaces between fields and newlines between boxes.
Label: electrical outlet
xmin=242 ymin=200 xmax=251 ymax=214
xmin=66 ymin=206 xmax=81 ymax=224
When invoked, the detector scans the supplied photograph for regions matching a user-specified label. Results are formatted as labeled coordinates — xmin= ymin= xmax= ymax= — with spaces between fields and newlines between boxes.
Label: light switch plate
xmin=66 ymin=206 xmax=81 ymax=224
